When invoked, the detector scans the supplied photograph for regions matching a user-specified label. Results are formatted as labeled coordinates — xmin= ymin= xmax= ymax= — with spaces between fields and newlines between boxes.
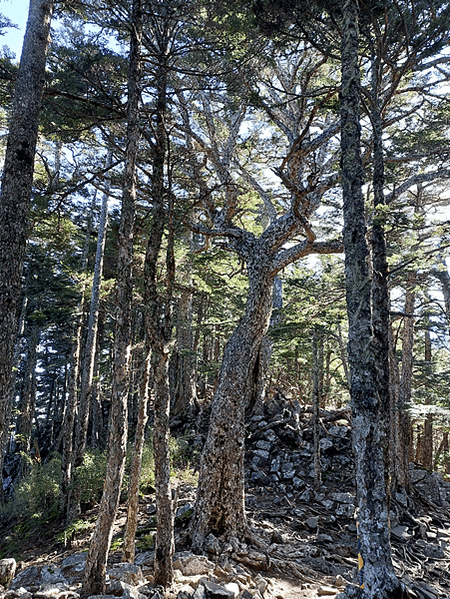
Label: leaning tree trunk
xmin=0 ymin=0 xmax=53 ymax=504
xmin=339 ymin=2 xmax=405 ymax=597
xmin=190 ymin=254 xmax=274 ymax=551
xmin=81 ymin=0 xmax=141 ymax=594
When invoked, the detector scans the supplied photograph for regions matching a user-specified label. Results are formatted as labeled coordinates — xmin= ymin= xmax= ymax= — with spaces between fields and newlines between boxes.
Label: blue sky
xmin=0 ymin=0 xmax=28 ymax=60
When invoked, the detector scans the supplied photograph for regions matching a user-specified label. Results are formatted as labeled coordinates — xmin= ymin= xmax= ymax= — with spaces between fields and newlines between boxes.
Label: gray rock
xmin=204 ymin=534 xmax=220 ymax=556
xmin=292 ymin=477 xmax=304 ymax=490
xmin=3 ymin=588 xmax=32 ymax=599
xmin=306 ymin=517 xmax=319 ymax=529
xmin=134 ymin=553 xmax=154 ymax=568
xmin=319 ymin=438 xmax=334 ymax=451
xmin=108 ymin=580 xmax=146 ymax=599
xmin=0 ymin=560 xmax=16 ymax=588
xmin=61 ymin=554 xmax=86 ymax=577
xmin=200 ymin=580 xmax=235 ymax=599
xmin=335 ymin=503 xmax=354 ymax=518
xmin=391 ymin=526 xmax=410 ymax=541
xmin=255 ymin=440 xmax=272 ymax=452
xmin=321 ymin=500 xmax=334 ymax=510
xmin=172 ymin=554 xmax=214 ymax=577
xmin=394 ymin=493 xmax=408 ymax=508
xmin=270 ymin=457 xmax=281 ymax=473
xmin=10 ymin=566 xmax=41 ymax=591
xmin=33 ymin=585 xmax=75 ymax=599
xmin=332 ymin=493 xmax=355 ymax=505
xmin=107 ymin=565 xmax=144 ymax=587
xmin=41 ymin=567 xmax=68 ymax=587
xmin=415 ymin=541 xmax=446 ymax=559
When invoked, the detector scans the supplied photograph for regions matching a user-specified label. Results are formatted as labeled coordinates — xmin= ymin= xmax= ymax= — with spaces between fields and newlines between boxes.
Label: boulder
xmin=107 ymin=565 xmax=144 ymax=587
xmin=0 ymin=560 xmax=16 ymax=588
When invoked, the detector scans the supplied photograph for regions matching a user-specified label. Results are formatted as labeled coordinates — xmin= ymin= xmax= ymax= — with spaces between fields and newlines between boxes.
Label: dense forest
xmin=1 ymin=1 xmax=450 ymax=598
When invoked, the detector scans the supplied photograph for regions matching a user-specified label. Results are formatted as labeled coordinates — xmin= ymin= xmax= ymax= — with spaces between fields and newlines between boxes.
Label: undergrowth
xmin=0 ymin=432 xmax=199 ymax=559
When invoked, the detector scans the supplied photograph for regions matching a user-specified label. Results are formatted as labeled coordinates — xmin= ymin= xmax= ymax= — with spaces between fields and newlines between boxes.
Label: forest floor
xmin=2 ymin=394 xmax=450 ymax=599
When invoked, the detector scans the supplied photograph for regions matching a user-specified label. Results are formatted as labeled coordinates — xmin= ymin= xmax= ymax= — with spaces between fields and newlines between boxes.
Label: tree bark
xmin=75 ymin=149 xmax=112 ymax=468
xmin=191 ymin=253 xmax=275 ymax=550
xmin=339 ymin=2 xmax=405 ymax=596
xmin=81 ymin=0 xmax=141 ymax=594
xmin=60 ymin=194 xmax=97 ymax=522
xmin=0 ymin=0 xmax=53 ymax=504
xmin=122 ymin=352 xmax=150 ymax=562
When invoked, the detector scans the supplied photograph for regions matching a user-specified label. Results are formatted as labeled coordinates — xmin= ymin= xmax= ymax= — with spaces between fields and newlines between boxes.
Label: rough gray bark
xmin=123 ymin=352 xmax=151 ymax=562
xmin=143 ymin=48 xmax=175 ymax=586
xmin=420 ymin=330 xmax=433 ymax=471
xmin=0 ymin=0 xmax=53 ymax=503
xmin=312 ymin=328 xmax=322 ymax=491
xmin=339 ymin=1 xmax=405 ymax=597
xmin=396 ymin=276 xmax=416 ymax=491
xmin=81 ymin=0 xmax=141 ymax=593
xmin=190 ymin=237 xmax=339 ymax=550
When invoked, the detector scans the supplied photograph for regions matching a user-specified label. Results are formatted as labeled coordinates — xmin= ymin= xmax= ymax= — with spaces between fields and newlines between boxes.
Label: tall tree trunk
xmin=143 ymin=51 xmax=175 ymax=586
xmin=0 ymin=0 xmax=53 ymax=505
xmin=395 ymin=277 xmax=415 ymax=491
xmin=420 ymin=330 xmax=433 ymax=471
xmin=0 ymin=293 xmax=27 ymax=503
xmin=313 ymin=327 xmax=322 ymax=491
xmin=122 ymin=351 xmax=151 ymax=562
xmin=61 ymin=194 xmax=97 ymax=522
xmin=75 ymin=149 xmax=112 ymax=468
xmin=81 ymin=0 xmax=141 ymax=594
xmin=339 ymin=2 xmax=404 ymax=596
xmin=15 ymin=322 xmax=40 ymax=474
xmin=190 ymin=255 xmax=274 ymax=551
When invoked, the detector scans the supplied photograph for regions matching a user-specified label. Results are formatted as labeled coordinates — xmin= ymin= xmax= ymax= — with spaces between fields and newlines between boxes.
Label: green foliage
xmin=0 ymin=456 xmax=61 ymax=524
xmin=72 ymin=449 xmax=107 ymax=506
xmin=54 ymin=517 xmax=96 ymax=545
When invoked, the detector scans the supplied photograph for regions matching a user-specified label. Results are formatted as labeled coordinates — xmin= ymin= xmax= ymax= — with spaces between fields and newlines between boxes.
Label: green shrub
xmin=72 ymin=448 xmax=107 ymax=505
xmin=0 ymin=455 xmax=61 ymax=523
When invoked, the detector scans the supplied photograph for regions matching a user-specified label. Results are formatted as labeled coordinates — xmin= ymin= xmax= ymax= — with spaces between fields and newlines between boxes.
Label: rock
xmin=415 ymin=541 xmax=446 ymax=559
xmin=41 ymin=567 xmax=68 ymax=587
xmin=255 ymin=441 xmax=272 ymax=452
xmin=0 ymin=560 xmax=16 ymax=588
xmin=192 ymin=586 xmax=206 ymax=599
xmin=394 ymin=492 xmax=408 ymax=508
xmin=10 ymin=566 xmax=41 ymax=591
xmin=176 ymin=504 xmax=194 ymax=521
xmin=61 ymin=554 xmax=86 ymax=577
xmin=306 ymin=517 xmax=318 ymax=529
xmin=203 ymin=534 xmax=221 ymax=556
xmin=319 ymin=438 xmax=334 ymax=451
xmin=85 ymin=595 xmax=117 ymax=599
xmin=107 ymin=565 xmax=144 ymax=587
xmin=200 ymin=581 xmax=235 ymax=599
xmin=332 ymin=493 xmax=354 ymax=505
xmin=33 ymin=586 xmax=75 ymax=599
xmin=3 ymin=588 xmax=32 ymax=599
xmin=391 ymin=526 xmax=410 ymax=541
xmin=223 ymin=583 xmax=240 ymax=598
xmin=134 ymin=553 xmax=154 ymax=567
xmin=107 ymin=580 xmax=146 ymax=599
xmin=173 ymin=554 xmax=215 ymax=577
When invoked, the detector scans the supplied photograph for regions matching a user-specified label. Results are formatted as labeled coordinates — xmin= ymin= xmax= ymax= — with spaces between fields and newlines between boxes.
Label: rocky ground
xmin=1 ymin=392 xmax=450 ymax=599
